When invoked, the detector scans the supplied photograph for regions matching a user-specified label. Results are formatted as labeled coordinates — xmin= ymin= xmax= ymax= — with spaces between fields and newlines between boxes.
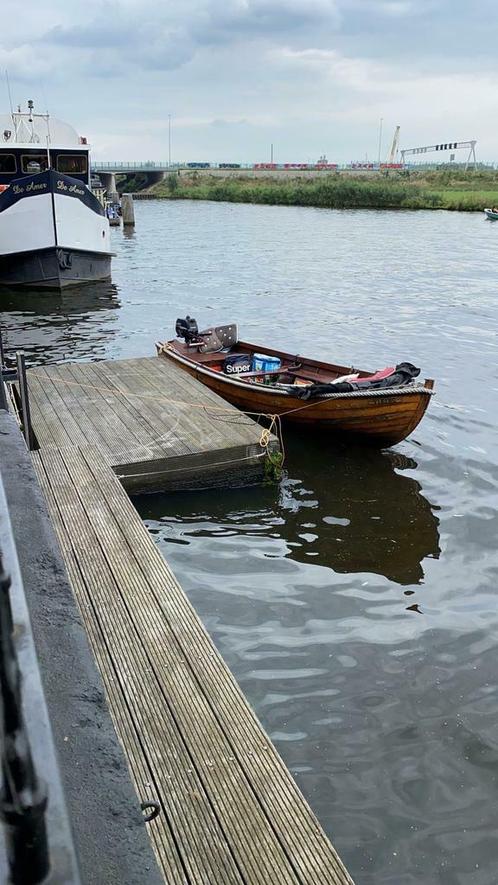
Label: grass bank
xmin=149 ymin=170 xmax=498 ymax=212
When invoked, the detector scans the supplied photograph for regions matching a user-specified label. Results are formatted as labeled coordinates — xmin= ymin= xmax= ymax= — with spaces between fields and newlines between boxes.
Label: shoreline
xmin=136 ymin=170 xmax=498 ymax=213
xmin=135 ymin=193 xmax=488 ymax=212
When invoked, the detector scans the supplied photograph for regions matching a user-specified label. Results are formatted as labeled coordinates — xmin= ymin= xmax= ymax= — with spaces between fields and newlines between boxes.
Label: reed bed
xmin=149 ymin=170 xmax=498 ymax=212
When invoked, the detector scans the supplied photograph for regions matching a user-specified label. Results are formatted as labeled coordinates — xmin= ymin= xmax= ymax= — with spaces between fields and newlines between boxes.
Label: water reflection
xmin=0 ymin=282 xmax=120 ymax=365
xmin=137 ymin=434 xmax=440 ymax=586
xmin=281 ymin=434 xmax=440 ymax=585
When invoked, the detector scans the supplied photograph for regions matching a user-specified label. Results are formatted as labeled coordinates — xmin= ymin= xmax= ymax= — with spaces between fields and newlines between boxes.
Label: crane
xmin=387 ymin=126 xmax=400 ymax=163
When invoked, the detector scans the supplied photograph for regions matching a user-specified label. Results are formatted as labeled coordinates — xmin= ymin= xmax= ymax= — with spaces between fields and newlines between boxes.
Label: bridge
xmin=91 ymin=162 xmax=177 ymax=195
xmin=91 ymin=153 xmax=487 ymax=197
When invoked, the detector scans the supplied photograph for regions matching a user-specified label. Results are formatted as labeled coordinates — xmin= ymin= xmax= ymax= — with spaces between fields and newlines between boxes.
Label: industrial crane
xmin=387 ymin=126 xmax=400 ymax=163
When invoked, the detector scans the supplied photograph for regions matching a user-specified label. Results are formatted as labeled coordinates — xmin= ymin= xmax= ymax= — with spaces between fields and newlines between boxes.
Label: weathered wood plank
xmin=32 ymin=453 xmax=188 ymax=883
xmin=26 ymin=368 xmax=84 ymax=449
xmin=76 ymin=361 xmax=176 ymax=457
xmin=60 ymin=445 xmax=299 ymax=884
xmin=33 ymin=449 xmax=244 ymax=884
xmin=26 ymin=356 xmax=353 ymax=882
xmin=23 ymin=374 xmax=63 ymax=450
xmin=62 ymin=362 xmax=148 ymax=458
xmin=29 ymin=366 xmax=112 ymax=453
xmin=131 ymin=356 xmax=258 ymax=450
xmin=46 ymin=364 xmax=127 ymax=456
xmin=92 ymin=360 xmax=193 ymax=460
xmin=78 ymin=447 xmax=354 ymax=885
xmin=33 ymin=445 xmax=354 ymax=885
xmin=26 ymin=356 xmax=276 ymax=490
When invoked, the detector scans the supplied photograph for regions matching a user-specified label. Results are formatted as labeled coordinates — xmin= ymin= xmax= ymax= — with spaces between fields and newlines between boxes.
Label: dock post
xmin=0 ymin=377 xmax=6 ymax=413
xmin=0 ymin=329 xmax=6 ymax=412
xmin=121 ymin=194 xmax=135 ymax=226
xmin=0 ymin=326 xmax=5 ymax=370
xmin=15 ymin=352 xmax=33 ymax=451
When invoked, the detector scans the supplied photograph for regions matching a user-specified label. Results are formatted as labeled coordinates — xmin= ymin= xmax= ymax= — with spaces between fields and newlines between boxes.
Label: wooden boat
xmin=156 ymin=320 xmax=434 ymax=447
xmin=484 ymin=208 xmax=498 ymax=220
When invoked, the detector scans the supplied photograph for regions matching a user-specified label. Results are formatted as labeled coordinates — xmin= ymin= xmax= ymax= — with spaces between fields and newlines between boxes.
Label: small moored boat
xmin=156 ymin=318 xmax=434 ymax=447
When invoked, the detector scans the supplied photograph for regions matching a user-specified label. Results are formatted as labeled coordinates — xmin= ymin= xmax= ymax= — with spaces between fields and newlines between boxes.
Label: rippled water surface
xmin=2 ymin=202 xmax=498 ymax=884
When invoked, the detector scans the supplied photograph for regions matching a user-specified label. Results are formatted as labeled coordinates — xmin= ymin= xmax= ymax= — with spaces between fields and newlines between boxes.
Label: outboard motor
xmin=176 ymin=316 xmax=200 ymax=344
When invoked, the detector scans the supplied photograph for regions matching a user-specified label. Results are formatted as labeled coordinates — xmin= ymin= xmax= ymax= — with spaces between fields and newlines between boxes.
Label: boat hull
xmin=0 ymin=169 xmax=113 ymax=290
xmin=0 ymin=246 xmax=112 ymax=289
xmin=158 ymin=345 xmax=433 ymax=447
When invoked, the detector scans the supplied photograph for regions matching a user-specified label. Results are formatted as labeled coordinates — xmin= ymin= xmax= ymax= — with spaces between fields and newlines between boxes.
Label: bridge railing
xmin=92 ymin=160 xmax=498 ymax=173
xmin=91 ymin=162 xmax=400 ymax=173
xmin=92 ymin=162 xmax=175 ymax=171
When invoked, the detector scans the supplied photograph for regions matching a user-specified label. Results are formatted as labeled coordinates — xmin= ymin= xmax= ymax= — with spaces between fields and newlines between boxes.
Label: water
xmin=2 ymin=201 xmax=498 ymax=884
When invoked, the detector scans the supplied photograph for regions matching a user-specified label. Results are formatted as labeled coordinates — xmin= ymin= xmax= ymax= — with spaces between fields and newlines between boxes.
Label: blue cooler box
xmin=252 ymin=353 xmax=281 ymax=373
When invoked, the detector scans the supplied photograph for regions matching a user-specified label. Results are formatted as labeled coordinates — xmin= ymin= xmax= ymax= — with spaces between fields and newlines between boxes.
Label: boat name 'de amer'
xmin=10 ymin=180 xmax=86 ymax=197
xmin=12 ymin=181 xmax=48 ymax=195
xmin=56 ymin=180 xmax=85 ymax=196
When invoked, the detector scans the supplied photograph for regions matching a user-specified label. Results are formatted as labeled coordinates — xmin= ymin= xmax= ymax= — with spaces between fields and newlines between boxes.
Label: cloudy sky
xmin=1 ymin=0 xmax=497 ymax=163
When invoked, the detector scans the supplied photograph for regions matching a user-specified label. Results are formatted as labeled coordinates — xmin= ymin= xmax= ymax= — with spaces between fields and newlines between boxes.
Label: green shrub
xmin=166 ymin=172 xmax=179 ymax=193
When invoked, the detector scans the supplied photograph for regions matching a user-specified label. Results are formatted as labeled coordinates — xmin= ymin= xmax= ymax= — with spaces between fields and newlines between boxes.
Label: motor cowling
xmin=176 ymin=316 xmax=199 ymax=343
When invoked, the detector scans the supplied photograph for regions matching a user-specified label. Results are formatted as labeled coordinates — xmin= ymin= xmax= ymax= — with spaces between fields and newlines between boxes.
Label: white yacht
xmin=0 ymin=101 xmax=113 ymax=289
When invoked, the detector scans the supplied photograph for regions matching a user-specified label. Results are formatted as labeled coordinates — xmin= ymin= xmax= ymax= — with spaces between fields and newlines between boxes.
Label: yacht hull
xmin=0 ymin=246 xmax=112 ymax=289
xmin=0 ymin=169 xmax=113 ymax=290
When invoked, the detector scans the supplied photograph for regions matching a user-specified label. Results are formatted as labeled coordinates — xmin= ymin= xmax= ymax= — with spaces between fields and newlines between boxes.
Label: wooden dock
xmin=24 ymin=355 xmax=354 ymax=883
xmin=33 ymin=447 xmax=353 ymax=884
xmin=27 ymin=356 xmax=277 ymax=492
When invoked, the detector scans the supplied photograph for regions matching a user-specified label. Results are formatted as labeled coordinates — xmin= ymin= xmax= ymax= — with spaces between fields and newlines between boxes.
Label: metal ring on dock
xmin=140 ymin=800 xmax=161 ymax=822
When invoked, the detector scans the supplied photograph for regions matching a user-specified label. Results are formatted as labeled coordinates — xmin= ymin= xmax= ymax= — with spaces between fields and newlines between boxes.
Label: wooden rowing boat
xmin=156 ymin=321 xmax=434 ymax=447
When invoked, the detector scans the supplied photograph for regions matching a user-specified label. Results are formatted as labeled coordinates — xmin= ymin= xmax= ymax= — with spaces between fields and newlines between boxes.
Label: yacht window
xmin=0 ymin=154 xmax=16 ymax=174
xmin=21 ymin=154 xmax=49 ymax=173
xmin=56 ymin=154 xmax=88 ymax=174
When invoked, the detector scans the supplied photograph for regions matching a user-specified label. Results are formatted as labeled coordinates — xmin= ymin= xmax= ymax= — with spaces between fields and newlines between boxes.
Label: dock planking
xmin=27 ymin=356 xmax=278 ymax=492
xmin=24 ymin=352 xmax=354 ymax=882
xmin=33 ymin=446 xmax=354 ymax=885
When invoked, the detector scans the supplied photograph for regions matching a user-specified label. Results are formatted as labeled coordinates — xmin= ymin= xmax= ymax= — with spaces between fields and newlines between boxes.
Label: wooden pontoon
xmin=157 ymin=321 xmax=434 ymax=447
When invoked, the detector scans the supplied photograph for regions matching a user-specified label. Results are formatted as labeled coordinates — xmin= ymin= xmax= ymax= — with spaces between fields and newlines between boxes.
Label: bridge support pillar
xmin=99 ymin=173 xmax=119 ymax=202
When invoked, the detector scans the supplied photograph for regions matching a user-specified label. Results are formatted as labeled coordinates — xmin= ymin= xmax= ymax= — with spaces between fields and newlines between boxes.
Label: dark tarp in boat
xmin=294 ymin=362 xmax=420 ymax=399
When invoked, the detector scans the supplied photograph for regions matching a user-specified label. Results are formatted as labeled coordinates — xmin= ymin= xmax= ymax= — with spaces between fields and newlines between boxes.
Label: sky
xmin=1 ymin=0 xmax=497 ymax=164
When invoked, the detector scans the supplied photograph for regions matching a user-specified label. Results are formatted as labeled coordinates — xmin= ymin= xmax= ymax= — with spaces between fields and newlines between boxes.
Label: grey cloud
xmin=334 ymin=0 xmax=498 ymax=68
xmin=198 ymin=0 xmax=340 ymax=42
xmin=136 ymin=31 xmax=194 ymax=71
xmin=44 ymin=21 xmax=134 ymax=49
xmin=41 ymin=14 xmax=195 ymax=74
xmin=210 ymin=117 xmax=249 ymax=128
xmin=39 ymin=0 xmax=340 ymax=78
xmin=13 ymin=0 xmax=498 ymax=86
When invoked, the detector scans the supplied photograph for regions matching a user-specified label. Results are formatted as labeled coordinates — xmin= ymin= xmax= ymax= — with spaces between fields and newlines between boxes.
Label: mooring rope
xmin=26 ymin=368 xmax=431 ymax=473
xmin=27 ymin=371 xmax=286 ymax=469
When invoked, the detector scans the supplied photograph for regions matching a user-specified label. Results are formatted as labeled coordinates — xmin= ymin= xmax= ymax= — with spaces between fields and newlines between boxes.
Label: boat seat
xmin=199 ymin=323 xmax=238 ymax=353
xmin=287 ymin=366 xmax=337 ymax=383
